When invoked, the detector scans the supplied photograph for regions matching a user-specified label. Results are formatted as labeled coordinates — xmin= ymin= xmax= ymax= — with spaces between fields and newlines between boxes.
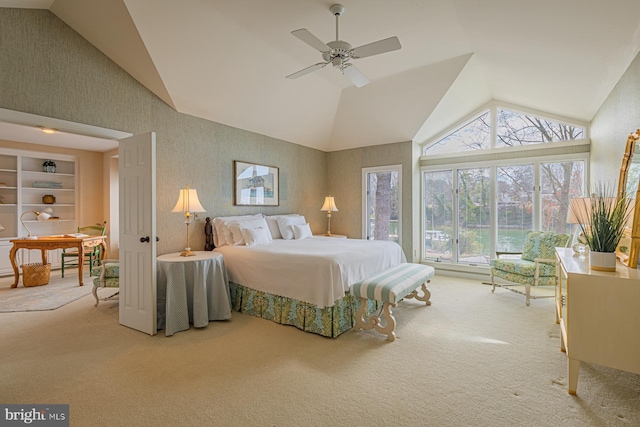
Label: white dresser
xmin=555 ymin=247 xmax=640 ymax=394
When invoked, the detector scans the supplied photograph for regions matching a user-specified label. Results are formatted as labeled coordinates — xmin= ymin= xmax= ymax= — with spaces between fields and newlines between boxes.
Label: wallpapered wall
xmin=590 ymin=50 xmax=640 ymax=189
xmin=0 ymin=9 xmax=327 ymax=255
xmin=327 ymin=141 xmax=418 ymax=260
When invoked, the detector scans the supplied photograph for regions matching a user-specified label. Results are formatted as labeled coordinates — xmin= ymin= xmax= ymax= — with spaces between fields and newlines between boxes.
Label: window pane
xmin=423 ymin=170 xmax=453 ymax=261
xmin=540 ymin=160 xmax=585 ymax=234
xmin=458 ymin=168 xmax=490 ymax=264
xmin=496 ymin=165 xmax=534 ymax=252
xmin=424 ymin=111 xmax=490 ymax=155
xmin=626 ymin=162 xmax=640 ymax=196
xmin=496 ymin=108 xmax=585 ymax=148
xmin=366 ymin=169 xmax=400 ymax=243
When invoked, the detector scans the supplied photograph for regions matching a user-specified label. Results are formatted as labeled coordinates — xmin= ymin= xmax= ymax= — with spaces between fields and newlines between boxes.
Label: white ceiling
xmin=0 ymin=121 xmax=118 ymax=151
xmin=3 ymin=0 xmax=640 ymax=152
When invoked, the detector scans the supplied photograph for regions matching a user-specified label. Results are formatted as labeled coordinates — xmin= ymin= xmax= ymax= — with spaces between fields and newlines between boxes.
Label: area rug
xmin=0 ymin=278 xmax=94 ymax=312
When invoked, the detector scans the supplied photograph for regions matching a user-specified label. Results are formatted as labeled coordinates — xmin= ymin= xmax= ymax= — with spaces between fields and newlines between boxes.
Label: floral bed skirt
xmin=229 ymin=282 xmax=380 ymax=338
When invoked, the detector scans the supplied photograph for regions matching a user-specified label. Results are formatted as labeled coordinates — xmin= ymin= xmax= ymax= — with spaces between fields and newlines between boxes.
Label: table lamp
xmin=172 ymin=185 xmax=206 ymax=256
xmin=320 ymin=195 xmax=338 ymax=236
xmin=20 ymin=210 xmax=52 ymax=239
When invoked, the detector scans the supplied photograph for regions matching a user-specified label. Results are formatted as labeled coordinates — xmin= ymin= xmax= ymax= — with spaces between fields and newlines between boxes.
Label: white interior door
xmin=118 ymin=132 xmax=157 ymax=335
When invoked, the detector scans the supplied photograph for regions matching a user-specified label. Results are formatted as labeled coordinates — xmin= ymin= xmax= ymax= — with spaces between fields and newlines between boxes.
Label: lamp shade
xmin=568 ymin=197 xmax=635 ymax=227
xmin=567 ymin=197 xmax=636 ymax=231
xmin=566 ymin=197 xmax=591 ymax=225
xmin=171 ymin=187 xmax=205 ymax=213
xmin=36 ymin=211 xmax=51 ymax=221
xmin=321 ymin=196 xmax=338 ymax=212
xmin=20 ymin=210 xmax=52 ymax=239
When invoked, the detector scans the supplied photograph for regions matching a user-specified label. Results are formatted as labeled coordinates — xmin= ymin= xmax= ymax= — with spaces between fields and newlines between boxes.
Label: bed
xmin=211 ymin=214 xmax=406 ymax=337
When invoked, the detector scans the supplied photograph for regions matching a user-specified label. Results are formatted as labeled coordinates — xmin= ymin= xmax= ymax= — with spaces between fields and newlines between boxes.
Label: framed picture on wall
xmin=234 ymin=160 xmax=279 ymax=206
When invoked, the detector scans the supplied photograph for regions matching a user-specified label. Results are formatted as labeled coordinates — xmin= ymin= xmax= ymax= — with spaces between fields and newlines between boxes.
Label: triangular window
xmin=496 ymin=108 xmax=584 ymax=147
xmin=423 ymin=111 xmax=490 ymax=155
xmin=423 ymin=105 xmax=586 ymax=156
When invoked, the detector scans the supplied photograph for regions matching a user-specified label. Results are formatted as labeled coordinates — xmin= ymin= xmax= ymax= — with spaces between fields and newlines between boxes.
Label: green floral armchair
xmin=490 ymin=231 xmax=570 ymax=306
xmin=92 ymin=258 xmax=119 ymax=307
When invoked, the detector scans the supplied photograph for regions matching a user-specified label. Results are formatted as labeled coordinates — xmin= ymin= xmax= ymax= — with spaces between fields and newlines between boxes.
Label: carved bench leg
xmin=354 ymin=297 xmax=376 ymax=332
xmin=404 ymin=281 xmax=432 ymax=306
xmin=354 ymin=298 xmax=398 ymax=342
xmin=378 ymin=302 xmax=397 ymax=342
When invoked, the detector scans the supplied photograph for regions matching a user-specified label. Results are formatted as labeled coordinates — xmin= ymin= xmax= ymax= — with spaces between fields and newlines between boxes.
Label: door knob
xmin=140 ymin=236 xmax=150 ymax=243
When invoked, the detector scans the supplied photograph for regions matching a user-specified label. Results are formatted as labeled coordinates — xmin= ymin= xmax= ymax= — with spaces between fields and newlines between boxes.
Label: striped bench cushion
xmin=351 ymin=263 xmax=435 ymax=304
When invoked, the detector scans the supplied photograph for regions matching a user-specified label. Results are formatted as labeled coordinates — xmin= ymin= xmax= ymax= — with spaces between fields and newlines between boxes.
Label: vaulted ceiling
xmin=5 ymin=0 xmax=640 ymax=152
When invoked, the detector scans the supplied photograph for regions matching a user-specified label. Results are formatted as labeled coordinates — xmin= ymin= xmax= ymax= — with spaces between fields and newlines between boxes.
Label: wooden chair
xmin=490 ymin=231 xmax=570 ymax=306
xmin=61 ymin=221 xmax=107 ymax=278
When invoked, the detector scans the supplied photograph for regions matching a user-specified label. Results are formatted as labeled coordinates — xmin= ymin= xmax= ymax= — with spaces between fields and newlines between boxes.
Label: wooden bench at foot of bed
xmin=351 ymin=263 xmax=435 ymax=342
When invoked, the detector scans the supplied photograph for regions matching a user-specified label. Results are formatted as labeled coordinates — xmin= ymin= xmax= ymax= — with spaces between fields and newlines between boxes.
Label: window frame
xmin=421 ymin=150 xmax=589 ymax=266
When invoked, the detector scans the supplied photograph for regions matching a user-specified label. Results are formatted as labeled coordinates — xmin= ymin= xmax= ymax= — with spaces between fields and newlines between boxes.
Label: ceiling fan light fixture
xmin=286 ymin=3 xmax=401 ymax=87
xmin=342 ymin=64 xmax=369 ymax=88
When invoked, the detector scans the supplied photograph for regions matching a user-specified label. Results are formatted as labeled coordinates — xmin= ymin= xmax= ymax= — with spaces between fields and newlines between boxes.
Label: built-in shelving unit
xmin=0 ymin=149 xmax=77 ymax=275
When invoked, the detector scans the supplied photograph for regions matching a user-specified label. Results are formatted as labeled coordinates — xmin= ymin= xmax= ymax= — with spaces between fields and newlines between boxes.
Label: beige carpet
xmin=0 ymin=274 xmax=638 ymax=426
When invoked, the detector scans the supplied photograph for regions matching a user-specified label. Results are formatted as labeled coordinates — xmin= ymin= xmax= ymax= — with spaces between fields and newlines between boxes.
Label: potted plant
xmin=42 ymin=159 xmax=56 ymax=173
xmin=571 ymin=183 xmax=633 ymax=271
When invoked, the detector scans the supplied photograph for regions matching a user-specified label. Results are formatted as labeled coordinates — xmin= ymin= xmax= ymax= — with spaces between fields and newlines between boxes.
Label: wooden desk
xmin=555 ymin=247 xmax=640 ymax=395
xmin=9 ymin=235 xmax=107 ymax=288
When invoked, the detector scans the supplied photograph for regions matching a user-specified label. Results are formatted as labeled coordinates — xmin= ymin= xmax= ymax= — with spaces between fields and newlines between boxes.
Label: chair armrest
xmin=534 ymin=257 xmax=555 ymax=264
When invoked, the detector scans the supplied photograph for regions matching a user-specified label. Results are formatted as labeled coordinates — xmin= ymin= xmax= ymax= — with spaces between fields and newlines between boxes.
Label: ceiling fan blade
xmin=342 ymin=64 xmax=370 ymax=88
xmin=291 ymin=29 xmax=331 ymax=52
xmin=286 ymin=62 xmax=328 ymax=80
xmin=350 ymin=36 xmax=401 ymax=59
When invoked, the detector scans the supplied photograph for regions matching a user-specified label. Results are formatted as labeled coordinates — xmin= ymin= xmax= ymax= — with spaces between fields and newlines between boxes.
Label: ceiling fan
xmin=286 ymin=4 xmax=401 ymax=88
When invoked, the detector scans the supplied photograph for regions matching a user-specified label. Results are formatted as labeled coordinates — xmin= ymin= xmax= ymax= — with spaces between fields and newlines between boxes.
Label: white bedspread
xmin=214 ymin=237 xmax=406 ymax=308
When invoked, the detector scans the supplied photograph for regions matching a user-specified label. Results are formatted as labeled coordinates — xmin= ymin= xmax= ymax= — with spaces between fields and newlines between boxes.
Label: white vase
xmin=589 ymin=251 xmax=617 ymax=272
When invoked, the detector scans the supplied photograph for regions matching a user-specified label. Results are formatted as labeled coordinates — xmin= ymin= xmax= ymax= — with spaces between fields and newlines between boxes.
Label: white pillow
xmin=227 ymin=222 xmax=245 ymax=246
xmin=265 ymin=214 xmax=300 ymax=239
xmin=241 ymin=226 xmax=272 ymax=247
xmin=276 ymin=215 xmax=306 ymax=240
xmin=292 ymin=223 xmax=312 ymax=240
xmin=213 ymin=214 xmax=262 ymax=247
xmin=228 ymin=217 xmax=272 ymax=246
